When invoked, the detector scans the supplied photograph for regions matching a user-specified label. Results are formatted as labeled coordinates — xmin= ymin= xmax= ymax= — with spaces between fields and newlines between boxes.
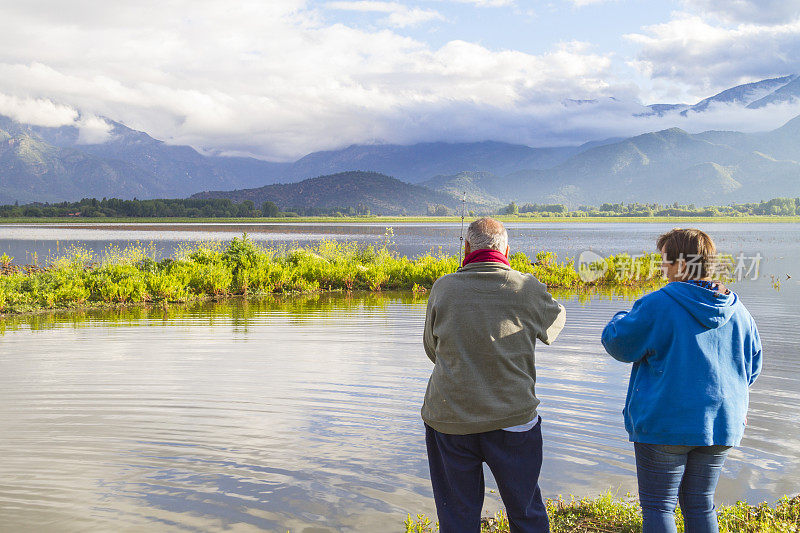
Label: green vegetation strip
xmin=2 ymin=196 xmax=800 ymax=220
xmin=405 ymin=492 xmax=800 ymax=532
xmin=2 ymin=215 xmax=800 ymax=224
xmin=0 ymin=236 xmax=663 ymax=315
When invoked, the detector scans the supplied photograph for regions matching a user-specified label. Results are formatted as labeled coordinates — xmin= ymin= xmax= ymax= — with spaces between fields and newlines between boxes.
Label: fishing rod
xmin=458 ymin=191 xmax=466 ymax=267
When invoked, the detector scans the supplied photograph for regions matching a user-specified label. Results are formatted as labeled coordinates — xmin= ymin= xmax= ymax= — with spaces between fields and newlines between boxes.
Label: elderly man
xmin=422 ymin=217 xmax=566 ymax=533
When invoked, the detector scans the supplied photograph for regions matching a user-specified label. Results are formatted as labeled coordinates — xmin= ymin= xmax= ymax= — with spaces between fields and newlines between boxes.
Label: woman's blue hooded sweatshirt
xmin=601 ymin=282 xmax=762 ymax=446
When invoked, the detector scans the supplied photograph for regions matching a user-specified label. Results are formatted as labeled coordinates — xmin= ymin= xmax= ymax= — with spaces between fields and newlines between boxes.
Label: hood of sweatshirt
xmin=660 ymin=281 xmax=739 ymax=329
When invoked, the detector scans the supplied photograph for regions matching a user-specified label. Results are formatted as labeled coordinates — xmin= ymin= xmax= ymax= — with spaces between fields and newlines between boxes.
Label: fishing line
xmin=458 ymin=191 xmax=466 ymax=267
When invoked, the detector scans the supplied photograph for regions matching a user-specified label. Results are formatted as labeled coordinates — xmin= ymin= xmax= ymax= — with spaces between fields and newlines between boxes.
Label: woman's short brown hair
xmin=656 ymin=228 xmax=717 ymax=280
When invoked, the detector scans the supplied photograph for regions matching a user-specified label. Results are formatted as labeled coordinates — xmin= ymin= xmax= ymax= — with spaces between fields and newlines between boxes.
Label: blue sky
xmin=0 ymin=0 xmax=799 ymax=158
xmin=315 ymin=0 xmax=683 ymax=103
xmin=317 ymin=1 xmax=675 ymax=58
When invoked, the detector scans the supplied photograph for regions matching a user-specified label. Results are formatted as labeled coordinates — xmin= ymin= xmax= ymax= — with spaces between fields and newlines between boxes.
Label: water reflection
xmin=0 ymin=289 xmax=647 ymax=335
xmin=0 ymin=292 xmax=434 ymax=531
xmin=0 ymin=293 xmax=410 ymax=332
xmin=1 ymin=288 xmax=797 ymax=531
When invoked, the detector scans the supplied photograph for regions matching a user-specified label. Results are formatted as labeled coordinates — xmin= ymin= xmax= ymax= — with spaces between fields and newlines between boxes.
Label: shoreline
xmin=2 ymin=215 xmax=800 ymax=224
xmin=407 ymin=492 xmax=800 ymax=532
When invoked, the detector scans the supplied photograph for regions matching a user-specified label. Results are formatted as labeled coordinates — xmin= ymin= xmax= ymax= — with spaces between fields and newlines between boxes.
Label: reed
xmin=0 ymin=234 xmax=664 ymax=314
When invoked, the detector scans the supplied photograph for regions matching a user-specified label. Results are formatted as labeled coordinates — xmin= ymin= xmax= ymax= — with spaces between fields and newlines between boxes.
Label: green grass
xmin=404 ymin=492 xmax=800 ymax=532
xmin=0 ymin=234 xmax=664 ymax=315
xmin=1 ymin=215 xmax=800 ymax=224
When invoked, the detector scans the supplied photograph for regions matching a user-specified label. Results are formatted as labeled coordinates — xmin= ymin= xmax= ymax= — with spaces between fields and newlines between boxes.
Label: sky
xmin=1 ymin=0 xmax=800 ymax=160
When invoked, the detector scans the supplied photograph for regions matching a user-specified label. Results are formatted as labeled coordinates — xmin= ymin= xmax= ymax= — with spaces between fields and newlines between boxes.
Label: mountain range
xmin=0 ymin=115 xmax=289 ymax=203
xmin=2 ymin=75 xmax=800 ymax=209
xmin=424 ymin=117 xmax=800 ymax=208
xmin=645 ymin=74 xmax=800 ymax=115
xmin=198 ymin=116 xmax=800 ymax=211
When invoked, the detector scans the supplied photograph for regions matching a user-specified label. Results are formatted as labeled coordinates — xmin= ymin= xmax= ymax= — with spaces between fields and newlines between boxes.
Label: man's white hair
xmin=466 ymin=217 xmax=508 ymax=251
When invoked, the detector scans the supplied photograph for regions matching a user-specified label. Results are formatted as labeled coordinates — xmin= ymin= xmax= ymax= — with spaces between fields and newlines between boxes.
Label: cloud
xmin=566 ymin=0 xmax=616 ymax=7
xmin=0 ymin=0 xmax=622 ymax=159
xmin=682 ymin=0 xmax=800 ymax=25
xmin=444 ymin=0 xmax=516 ymax=6
xmin=626 ymin=14 xmax=800 ymax=98
xmin=325 ymin=1 xmax=443 ymax=27
xmin=0 ymin=93 xmax=77 ymax=127
xmin=1 ymin=0 xmax=796 ymax=161
xmin=0 ymin=92 xmax=113 ymax=143
xmin=76 ymin=114 xmax=114 ymax=144
xmin=549 ymin=98 xmax=800 ymax=144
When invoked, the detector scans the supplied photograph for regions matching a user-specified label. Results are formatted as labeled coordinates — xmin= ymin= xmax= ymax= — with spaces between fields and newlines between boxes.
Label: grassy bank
xmin=1 ymin=215 xmax=800 ymax=224
xmin=405 ymin=492 xmax=800 ymax=532
xmin=0 ymin=235 xmax=664 ymax=315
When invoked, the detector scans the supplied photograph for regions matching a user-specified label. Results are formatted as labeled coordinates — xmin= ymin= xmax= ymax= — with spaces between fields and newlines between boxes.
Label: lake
xmin=0 ymin=222 xmax=798 ymax=532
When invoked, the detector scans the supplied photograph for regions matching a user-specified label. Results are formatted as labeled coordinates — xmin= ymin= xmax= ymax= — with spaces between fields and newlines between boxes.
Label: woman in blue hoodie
xmin=601 ymin=229 xmax=762 ymax=533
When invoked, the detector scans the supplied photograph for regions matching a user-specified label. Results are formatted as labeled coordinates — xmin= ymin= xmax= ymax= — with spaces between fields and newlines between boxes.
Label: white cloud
xmin=328 ymin=0 xmax=401 ymax=11
xmin=566 ymin=0 xmax=615 ymax=7
xmin=326 ymin=1 xmax=443 ymax=27
xmin=0 ymin=93 xmax=77 ymax=127
xmin=0 ymin=0 xmax=621 ymax=159
xmin=626 ymin=14 xmax=800 ymax=99
xmin=682 ymin=0 xmax=800 ymax=25
xmin=2 ymin=0 xmax=797 ymax=161
xmin=0 ymin=92 xmax=113 ymax=143
xmin=445 ymin=0 xmax=516 ymax=6
xmin=550 ymin=98 xmax=800 ymax=144
xmin=76 ymin=114 xmax=114 ymax=144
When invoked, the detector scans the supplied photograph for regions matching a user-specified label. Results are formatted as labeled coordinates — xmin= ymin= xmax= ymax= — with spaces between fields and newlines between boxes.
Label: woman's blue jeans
xmin=634 ymin=442 xmax=731 ymax=533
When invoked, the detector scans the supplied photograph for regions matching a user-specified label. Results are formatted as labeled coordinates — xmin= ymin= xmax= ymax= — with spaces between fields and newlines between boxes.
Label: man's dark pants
xmin=425 ymin=418 xmax=549 ymax=533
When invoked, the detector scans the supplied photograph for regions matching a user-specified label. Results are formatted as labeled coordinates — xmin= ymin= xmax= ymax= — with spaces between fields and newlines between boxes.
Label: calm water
xmin=0 ymin=223 xmax=798 ymax=532
xmin=3 ymin=221 xmax=798 ymax=264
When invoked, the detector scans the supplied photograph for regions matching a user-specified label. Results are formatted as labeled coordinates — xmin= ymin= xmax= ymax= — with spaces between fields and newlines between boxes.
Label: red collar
xmin=462 ymin=248 xmax=510 ymax=267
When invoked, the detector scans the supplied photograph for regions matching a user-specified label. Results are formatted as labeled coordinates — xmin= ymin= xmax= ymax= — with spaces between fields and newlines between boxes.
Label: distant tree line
xmin=278 ymin=204 xmax=373 ymax=217
xmin=0 ymin=198 xmax=260 ymax=218
xmin=500 ymin=198 xmax=800 ymax=217
xmin=2 ymin=196 xmax=798 ymax=218
xmin=0 ymin=198 xmax=374 ymax=218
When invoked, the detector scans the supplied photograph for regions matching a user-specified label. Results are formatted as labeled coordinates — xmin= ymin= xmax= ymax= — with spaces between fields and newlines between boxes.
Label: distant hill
xmin=66 ymin=121 xmax=290 ymax=192
xmin=646 ymin=75 xmax=800 ymax=116
xmin=0 ymin=115 xmax=601 ymax=203
xmin=420 ymin=171 xmax=504 ymax=208
xmin=691 ymin=75 xmax=798 ymax=112
xmin=0 ymin=113 xmax=615 ymax=203
xmin=283 ymin=141 xmax=585 ymax=184
xmin=192 ymin=171 xmax=457 ymax=215
xmin=0 ymin=115 xmax=288 ymax=204
xmin=424 ymin=118 xmax=800 ymax=207
xmin=2 ymin=74 xmax=800 ymax=205
xmin=0 ymin=128 xmax=167 ymax=203
xmin=747 ymin=76 xmax=800 ymax=109
xmin=23 ymin=117 xmax=289 ymax=193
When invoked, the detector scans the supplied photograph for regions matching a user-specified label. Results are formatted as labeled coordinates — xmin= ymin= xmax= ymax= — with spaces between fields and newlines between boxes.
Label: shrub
xmin=0 ymin=235 xmax=666 ymax=314
xmin=87 ymin=264 xmax=147 ymax=302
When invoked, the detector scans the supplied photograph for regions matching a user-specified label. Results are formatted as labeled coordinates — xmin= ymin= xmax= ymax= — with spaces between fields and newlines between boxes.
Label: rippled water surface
xmin=1 ymin=223 xmax=798 ymax=532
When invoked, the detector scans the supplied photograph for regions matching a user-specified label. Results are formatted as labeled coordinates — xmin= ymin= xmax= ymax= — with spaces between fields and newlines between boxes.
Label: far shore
xmin=2 ymin=215 xmax=800 ymax=225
